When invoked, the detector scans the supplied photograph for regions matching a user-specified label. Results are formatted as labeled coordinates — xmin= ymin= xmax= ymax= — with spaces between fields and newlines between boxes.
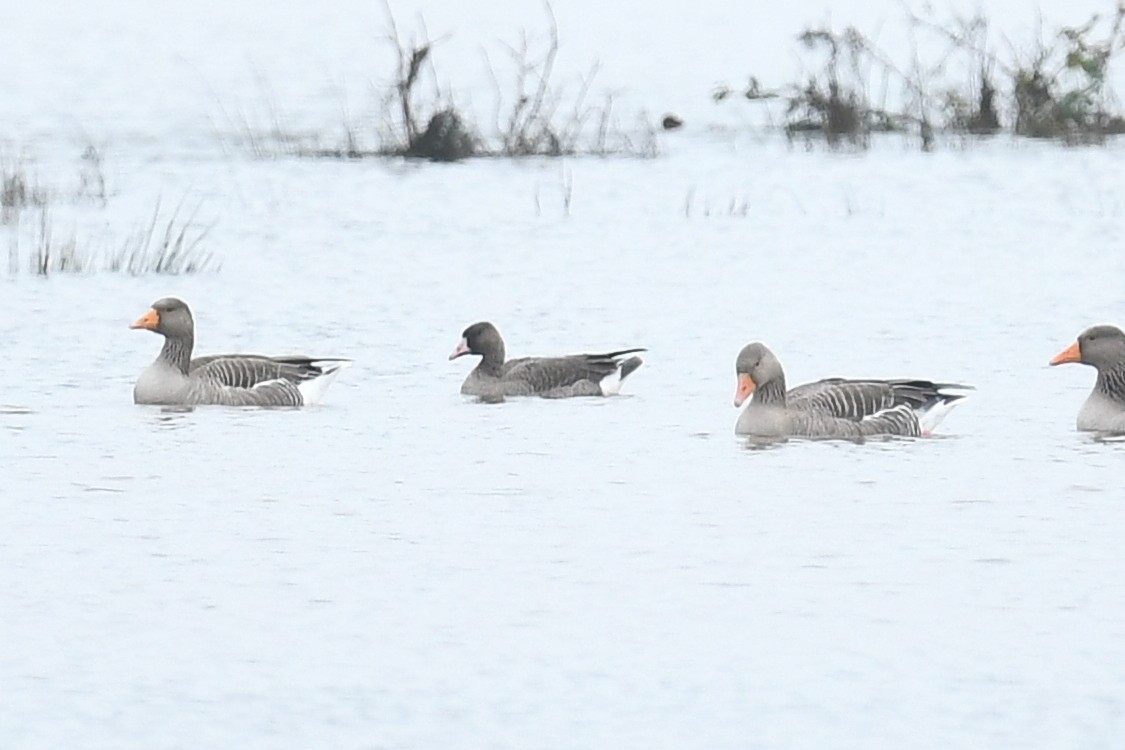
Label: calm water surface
xmin=4 ymin=2 xmax=1125 ymax=748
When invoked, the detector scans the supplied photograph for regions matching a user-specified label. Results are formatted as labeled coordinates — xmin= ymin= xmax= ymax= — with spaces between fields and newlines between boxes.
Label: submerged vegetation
xmin=714 ymin=0 xmax=1125 ymax=150
xmin=218 ymin=2 xmax=658 ymax=162
xmin=1 ymin=153 xmax=218 ymax=278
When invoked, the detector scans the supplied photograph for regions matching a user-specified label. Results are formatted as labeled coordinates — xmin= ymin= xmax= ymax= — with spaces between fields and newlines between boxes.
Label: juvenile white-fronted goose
xmin=1049 ymin=325 xmax=1125 ymax=432
xmin=131 ymin=297 xmax=350 ymax=407
xmin=449 ymin=321 xmax=644 ymax=399
xmin=733 ymin=342 xmax=971 ymax=439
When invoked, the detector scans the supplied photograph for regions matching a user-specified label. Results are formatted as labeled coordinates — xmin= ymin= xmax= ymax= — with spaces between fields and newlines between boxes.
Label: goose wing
xmin=190 ymin=354 xmax=347 ymax=389
xmin=501 ymin=349 xmax=645 ymax=396
xmin=788 ymin=378 xmax=970 ymax=420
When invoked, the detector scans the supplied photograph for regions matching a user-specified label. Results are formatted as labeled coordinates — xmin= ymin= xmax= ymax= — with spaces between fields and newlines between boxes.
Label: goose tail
xmin=297 ymin=360 xmax=353 ymax=405
xmin=598 ymin=354 xmax=645 ymax=396
xmin=915 ymin=385 xmax=973 ymax=436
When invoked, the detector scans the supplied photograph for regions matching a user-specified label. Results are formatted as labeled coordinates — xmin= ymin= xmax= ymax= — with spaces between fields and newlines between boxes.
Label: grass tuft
xmin=4 ymin=148 xmax=219 ymax=277
xmin=105 ymin=199 xmax=219 ymax=276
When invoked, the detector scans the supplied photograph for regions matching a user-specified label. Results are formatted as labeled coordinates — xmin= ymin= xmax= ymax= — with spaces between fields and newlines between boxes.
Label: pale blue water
xmin=3 ymin=1 xmax=1125 ymax=748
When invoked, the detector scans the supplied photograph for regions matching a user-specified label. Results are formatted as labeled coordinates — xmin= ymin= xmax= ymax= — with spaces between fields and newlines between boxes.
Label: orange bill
xmin=130 ymin=309 xmax=160 ymax=330
xmin=733 ymin=373 xmax=756 ymax=407
xmin=1049 ymin=341 xmax=1080 ymax=366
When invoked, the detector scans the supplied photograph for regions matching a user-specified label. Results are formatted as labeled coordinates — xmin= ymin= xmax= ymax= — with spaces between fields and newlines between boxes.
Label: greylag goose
xmin=131 ymin=297 xmax=350 ymax=406
xmin=733 ymin=342 xmax=971 ymax=438
xmin=1049 ymin=325 xmax=1125 ymax=432
xmin=449 ymin=321 xmax=644 ymax=398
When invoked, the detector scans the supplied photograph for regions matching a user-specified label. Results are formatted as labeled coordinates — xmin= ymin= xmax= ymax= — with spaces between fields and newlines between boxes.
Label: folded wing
xmin=788 ymin=378 xmax=971 ymax=420
xmin=189 ymin=355 xmax=352 ymax=406
xmin=501 ymin=349 xmax=646 ymax=397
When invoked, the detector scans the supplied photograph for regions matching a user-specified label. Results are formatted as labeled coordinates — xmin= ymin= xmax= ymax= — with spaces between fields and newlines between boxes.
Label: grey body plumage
xmin=131 ymin=297 xmax=349 ymax=407
xmin=734 ymin=342 xmax=971 ymax=439
xmin=1050 ymin=325 xmax=1125 ymax=433
xmin=450 ymin=321 xmax=644 ymax=399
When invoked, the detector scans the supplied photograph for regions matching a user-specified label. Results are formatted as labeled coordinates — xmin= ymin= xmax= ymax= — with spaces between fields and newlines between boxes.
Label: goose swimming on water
xmin=733 ymin=342 xmax=971 ymax=439
xmin=131 ymin=297 xmax=350 ymax=407
xmin=1049 ymin=324 xmax=1125 ymax=433
xmin=449 ymin=321 xmax=645 ymax=399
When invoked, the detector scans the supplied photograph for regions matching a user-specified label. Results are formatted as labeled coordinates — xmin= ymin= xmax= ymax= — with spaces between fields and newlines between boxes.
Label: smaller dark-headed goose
xmin=734 ymin=342 xmax=971 ymax=439
xmin=1049 ymin=325 xmax=1125 ymax=432
xmin=449 ymin=321 xmax=644 ymax=398
xmin=131 ymin=297 xmax=350 ymax=407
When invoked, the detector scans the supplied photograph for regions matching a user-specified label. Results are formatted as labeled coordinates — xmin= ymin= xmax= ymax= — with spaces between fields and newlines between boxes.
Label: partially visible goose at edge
xmin=449 ymin=321 xmax=645 ymax=399
xmin=733 ymin=342 xmax=972 ymax=439
xmin=1049 ymin=324 xmax=1125 ymax=432
xmin=131 ymin=297 xmax=350 ymax=406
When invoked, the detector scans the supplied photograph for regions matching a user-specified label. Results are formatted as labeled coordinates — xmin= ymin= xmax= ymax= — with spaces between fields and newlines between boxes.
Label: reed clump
xmin=4 ymin=149 xmax=218 ymax=277
xmin=104 ymin=199 xmax=218 ymax=276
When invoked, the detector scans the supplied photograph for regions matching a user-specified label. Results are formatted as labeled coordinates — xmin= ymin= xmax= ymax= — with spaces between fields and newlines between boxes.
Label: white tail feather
xmin=916 ymin=388 xmax=971 ymax=435
xmin=598 ymin=366 xmax=624 ymax=396
xmin=297 ymin=360 xmax=352 ymax=405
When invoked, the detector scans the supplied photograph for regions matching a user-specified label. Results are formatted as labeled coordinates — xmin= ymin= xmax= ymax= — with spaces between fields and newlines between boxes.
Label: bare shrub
xmin=482 ymin=6 xmax=653 ymax=158
xmin=378 ymin=1 xmax=643 ymax=160
xmin=716 ymin=1 xmax=1125 ymax=149
xmin=217 ymin=2 xmax=654 ymax=161
xmin=1013 ymin=6 xmax=1125 ymax=141
xmin=375 ymin=2 xmax=469 ymax=159
xmin=907 ymin=11 xmax=1002 ymax=135
xmin=715 ymin=26 xmax=903 ymax=150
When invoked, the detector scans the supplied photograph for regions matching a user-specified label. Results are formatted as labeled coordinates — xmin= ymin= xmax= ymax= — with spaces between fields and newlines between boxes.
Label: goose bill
xmin=734 ymin=373 xmax=756 ymax=407
xmin=130 ymin=309 xmax=160 ymax=331
xmin=448 ymin=338 xmax=471 ymax=360
xmin=1049 ymin=342 xmax=1081 ymax=366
